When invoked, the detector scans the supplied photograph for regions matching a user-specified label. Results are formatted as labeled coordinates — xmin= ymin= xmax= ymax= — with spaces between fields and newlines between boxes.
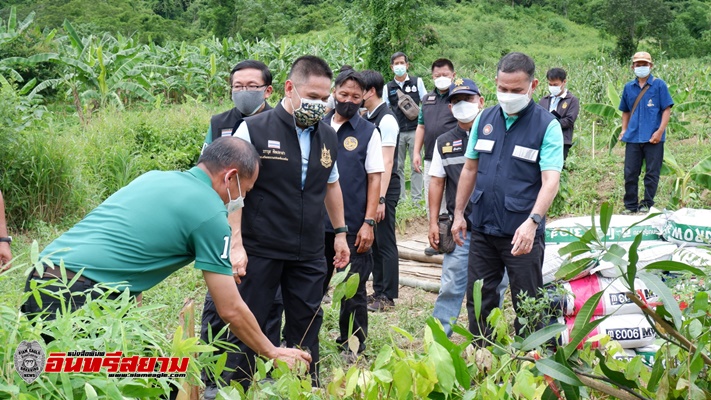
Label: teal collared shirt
xmin=465 ymin=110 xmax=564 ymax=172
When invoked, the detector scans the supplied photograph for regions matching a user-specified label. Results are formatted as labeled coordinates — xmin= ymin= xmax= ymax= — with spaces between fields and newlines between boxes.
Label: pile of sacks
xmin=542 ymin=208 xmax=711 ymax=354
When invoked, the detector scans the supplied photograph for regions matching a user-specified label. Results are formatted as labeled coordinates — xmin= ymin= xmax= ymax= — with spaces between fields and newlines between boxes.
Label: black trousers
xmin=323 ymin=232 xmax=373 ymax=352
xmin=624 ymin=142 xmax=664 ymax=211
xmin=199 ymin=254 xmax=327 ymax=388
xmin=466 ymin=230 xmax=544 ymax=342
xmin=371 ymin=193 xmax=399 ymax=300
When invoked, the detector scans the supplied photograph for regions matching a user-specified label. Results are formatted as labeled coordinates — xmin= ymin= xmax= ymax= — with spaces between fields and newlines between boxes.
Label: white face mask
xmin=548 ymin=85 xmax=562 ymax=97
xmin=393 ymin=65 xmax=407 ymax=77
xmin=451 ymin=101 xmax=479 ymax=123
xmin=634 ymin=66 xmax=651 ymax=78
xmin=225 ymin=174 xmax=244 ymax=214
xmin=434 ymin=77 xmax=453 ymax=90
xmin=497 ymin=83 xmax=532 ymax=114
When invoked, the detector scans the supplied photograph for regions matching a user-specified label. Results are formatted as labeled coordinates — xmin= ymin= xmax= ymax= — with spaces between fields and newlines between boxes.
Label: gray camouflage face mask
xmin=232 ymin=90 xmax=265 ymax=116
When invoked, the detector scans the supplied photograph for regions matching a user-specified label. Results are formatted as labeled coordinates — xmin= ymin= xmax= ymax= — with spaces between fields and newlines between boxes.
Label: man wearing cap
xmin=618 ymin=51 xmax=673 ymax=214
xmin=452 ymin=52 xmax=563 ymax=342
xmin=427 ymin=78 xmax=483 ymax=336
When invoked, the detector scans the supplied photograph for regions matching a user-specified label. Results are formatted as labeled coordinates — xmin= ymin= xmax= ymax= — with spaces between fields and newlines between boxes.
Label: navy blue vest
xmin=241 ymin=102 xmax=338 ymax=260
xmin=323 ymin=111 xmax=376 ymax=235
xmin=365 ymin=102 xmax=401 ymax=197
xmin=387 ymin=76 xmax=421 ymax=131
xmin=421 ymin=90 xmax=458 ymax=160
xmin=470 ymin=100 xmax=555 ymax=237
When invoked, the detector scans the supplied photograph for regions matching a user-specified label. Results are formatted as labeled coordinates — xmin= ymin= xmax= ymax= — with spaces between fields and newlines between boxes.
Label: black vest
xmin=365 ymin=102 xmax=401 ymax=197
xmin=470 ymin=100 xmax=556 ymax=237
xmin=435 ymin=126 xmax=472 ymax=229
xmin=386 ymin=75 xmax=421 ymax=132
xmin=241 ymin=102 xmax=338 ymax=260
xmin=421 ymin=90 xmax=458 ymax=160
xmin=209 ymin=103 xmax=273 ymax=143
xmin=323 ymin=111 xmax=376 ymax=234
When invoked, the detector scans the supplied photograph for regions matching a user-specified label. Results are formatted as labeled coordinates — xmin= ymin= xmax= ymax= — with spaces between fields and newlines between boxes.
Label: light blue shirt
xmin=234 ymin=122 xmax=339 ymax=189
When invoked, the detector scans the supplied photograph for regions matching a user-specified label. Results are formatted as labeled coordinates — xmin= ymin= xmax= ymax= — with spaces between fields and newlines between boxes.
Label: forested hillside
xmin=2 ymin=0 xmax=710 ymax=64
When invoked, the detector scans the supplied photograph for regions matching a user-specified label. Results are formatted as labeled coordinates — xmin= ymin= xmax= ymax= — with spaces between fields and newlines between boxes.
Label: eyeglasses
xmin=232 ymin=85 xmax=267 ymax=91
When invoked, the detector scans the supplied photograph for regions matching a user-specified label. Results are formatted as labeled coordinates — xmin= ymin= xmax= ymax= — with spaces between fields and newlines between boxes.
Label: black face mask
xmin=335 ymin=99 xmax=360 ymax=119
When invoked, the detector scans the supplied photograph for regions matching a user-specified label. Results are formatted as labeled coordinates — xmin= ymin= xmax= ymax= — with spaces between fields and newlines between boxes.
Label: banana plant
xmin=582 ymin=82 xmax=623 ymax=152
xmin=660 ymin=151 xmax=711 ymax=208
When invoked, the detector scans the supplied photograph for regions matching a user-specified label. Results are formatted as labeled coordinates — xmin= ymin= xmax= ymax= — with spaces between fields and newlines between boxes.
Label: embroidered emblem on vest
xmin=483 ymin=124 xmax=493 ymax=136
xmin=562 ymin=101 xmax=568 ymax=109
xmin=343 ymin=136 xmax=358 ymax=151
xmin=442 ymin=142 xmax=453 ymax=154
xmin=321 ymin=144 xmax=332 ymax=168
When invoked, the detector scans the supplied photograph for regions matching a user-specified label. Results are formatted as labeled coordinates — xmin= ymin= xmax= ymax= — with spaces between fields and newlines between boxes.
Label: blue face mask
xmin=225 ymin=174 xmax=244 ymax=214
xmin=634 ymin=66 xmax=651 ymax=78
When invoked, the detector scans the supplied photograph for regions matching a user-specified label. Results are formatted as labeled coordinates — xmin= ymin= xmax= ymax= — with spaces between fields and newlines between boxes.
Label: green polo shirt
xmin=40 ymin=167 xmax=232 ymax=293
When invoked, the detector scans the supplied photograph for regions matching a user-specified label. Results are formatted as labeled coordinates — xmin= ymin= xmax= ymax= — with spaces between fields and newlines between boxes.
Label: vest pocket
xmin=469 ymin=189 xmax=484 ymax=228
xmin=503 ymin=195 xmax=535 ymax=234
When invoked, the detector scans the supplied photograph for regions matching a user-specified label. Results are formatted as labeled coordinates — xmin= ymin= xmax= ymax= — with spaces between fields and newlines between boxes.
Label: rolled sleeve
xmin=539 ymin=119 xmax=564 ymax=172
xmin=328 ymin=161 xmax=339 ymax=183
xmin=192 ymin=214 xmax=232 ymax=276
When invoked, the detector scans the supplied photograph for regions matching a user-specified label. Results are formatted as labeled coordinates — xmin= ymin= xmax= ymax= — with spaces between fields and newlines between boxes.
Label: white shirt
xmin=383 ymin=75 xmax=428 ymax=107
xmin=367 ymin=102 xmax=400 ymax=147
xmin=429 ymin=130 xmax=470 ymax=178
xmin=329 ymin=116 xmax=385 ymax=174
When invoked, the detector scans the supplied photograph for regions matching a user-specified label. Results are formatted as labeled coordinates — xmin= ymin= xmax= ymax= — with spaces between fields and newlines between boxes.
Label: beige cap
xmin=632 ymin=51 xmax=653 ymax=64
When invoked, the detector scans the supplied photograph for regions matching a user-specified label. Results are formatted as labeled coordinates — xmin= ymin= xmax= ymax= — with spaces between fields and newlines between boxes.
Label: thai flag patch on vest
xmin=268 ymin=140 xmax=281 ymax=149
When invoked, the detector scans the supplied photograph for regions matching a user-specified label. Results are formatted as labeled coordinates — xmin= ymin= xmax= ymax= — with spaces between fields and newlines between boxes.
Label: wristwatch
xmin=379 ymin=196 xmax=386 ymax=204
xmin=364 ymin=219 xmax=376 ymax=227
xmin=0 ymin=236 xmax=12 ymax=244
xmin=529 ymin=214 xmax=542 ymax=225
xmin=334 ymin=226 xmax=348 ymax=234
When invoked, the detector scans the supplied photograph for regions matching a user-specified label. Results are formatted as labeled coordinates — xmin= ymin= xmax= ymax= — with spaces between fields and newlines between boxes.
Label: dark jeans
xmin=371 ymin=193 xmax=399 ymax=300
xmin=624 ymin=142 xmax=664 ymax=211
xmin=323 ymin=232 xmax=373 ymax=352
xmin=466 ymin=230 xmax=544 ymax=343
xmin=199 ymin=254 xmax=327 ymax=389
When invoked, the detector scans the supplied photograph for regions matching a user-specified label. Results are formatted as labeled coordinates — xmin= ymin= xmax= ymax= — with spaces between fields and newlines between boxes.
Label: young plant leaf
xmin=535 ymin=358 xmax=583 ymax=386
xmin=599 ymin=201 xmax=612 ymax=237
xmin=643 ymin=260 xmax=705 ymax=276
xmin=472 ymin=279 xmax=483 ymax=321
xmin=638 ymin=271 xmax=683 ymax=330
xmin=555 ymin=257 xmax=594 ymax=281
xmin=594 ymin=349 xmax=638 ymax=389
xmin=564 ymin=291 xmax=607 ymax=358
xmin=520 ymin=323 xmax=566 ymax=352
xmin=626 ymin=234 xmax=643 ymax=289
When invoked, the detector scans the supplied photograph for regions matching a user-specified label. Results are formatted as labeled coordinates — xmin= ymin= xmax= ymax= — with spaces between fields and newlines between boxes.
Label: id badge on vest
xmin=512 ymin=145 xmax=539 ymax=162
xmin=473 ymin=139 xmax=495 ymax=153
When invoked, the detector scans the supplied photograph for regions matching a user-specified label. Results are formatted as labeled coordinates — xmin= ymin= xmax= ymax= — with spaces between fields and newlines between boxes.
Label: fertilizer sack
xmin=663 ymin=208 xmax=711 ymax=246
xmin=559 ymin=313 xmax=655 ymax=349
xmin=546 ymin=208 xmax=664 ymax=244
xmin=553 ymin=274 xmax=657 ymax=316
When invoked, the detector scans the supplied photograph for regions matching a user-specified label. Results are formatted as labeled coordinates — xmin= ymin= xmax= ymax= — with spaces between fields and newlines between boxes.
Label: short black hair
xmin=390 ymin=52 xmax=408 ymax=65
xmin=334 ymin=69 xmax=365 ymax=91
xmin=497 ymin=52 xmax=536 ymax=81
xmin=198 ymin=137 xmax=260 ymax=180
xmin=546 ymin=67 xmax=567 ymax=81
xmin=431 ymin=58 xmax=454 ymax=72
xmin=230 ymin=60 xmax=272 ymax=86
xmin=288 ymin=55 xmax=333 ymax=83
xmin=360 ymin=70 xmax=385 ymax=98
xmin=339 ymin=65 xmax=354 ymax=73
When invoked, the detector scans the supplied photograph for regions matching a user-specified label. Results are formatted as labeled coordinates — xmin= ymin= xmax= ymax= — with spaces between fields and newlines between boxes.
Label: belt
xmin=32 ymin=267 xmax=88 ymax=283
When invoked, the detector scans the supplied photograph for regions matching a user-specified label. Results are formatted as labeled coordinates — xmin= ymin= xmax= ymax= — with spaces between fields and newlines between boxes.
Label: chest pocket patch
xmin=473 ymin=139 xmax=495 ymax=153
xmin=512 ymin=145 xmax=539 ymax=162
xmin=423 ymin=95 xmax=437 ymax=105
